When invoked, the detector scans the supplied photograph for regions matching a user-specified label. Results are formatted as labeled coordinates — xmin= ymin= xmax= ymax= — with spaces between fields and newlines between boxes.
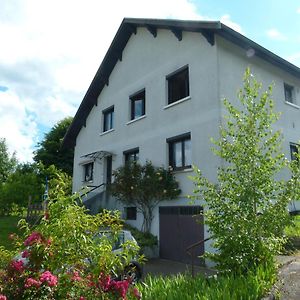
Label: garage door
xmin=159 ymin=206 xmax=204 ymax=265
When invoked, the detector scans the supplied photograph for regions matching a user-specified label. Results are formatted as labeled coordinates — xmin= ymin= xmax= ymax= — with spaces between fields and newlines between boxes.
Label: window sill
xmin=172 ymin=167 xmax=193 ymax=174
xmin=285 ymin=101 xmax=300 ymax=109
xmin=100 ymin=128 xmax=115 ymax=136
xmin=163 ymin=96 xmax=191 ymax=110
xmin=126 ymin=115 xmax=146 ymax=125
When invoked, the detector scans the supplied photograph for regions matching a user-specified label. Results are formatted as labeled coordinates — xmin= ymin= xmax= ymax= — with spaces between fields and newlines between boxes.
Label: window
xmin=125 ymin=207 xmax=137 ymax=220
xmin=130 ymin=90 xmax=145 ymax=120
xmin=167 ymin=66 xmax=189 ymax=104
xmin=167 ymin=133 xmax=191 ymax=170
xmin=124 ymin=148 xmax=139 ymax=163
xmin=83 ymin=162 xmax=93 ymax=182
xmin=284 ymin=83 xmax=295 ymax=104
xmin=290 ymin=143 xmax=299 ymax=161
xmin=103 ymin=106 xmax=114 ymax=132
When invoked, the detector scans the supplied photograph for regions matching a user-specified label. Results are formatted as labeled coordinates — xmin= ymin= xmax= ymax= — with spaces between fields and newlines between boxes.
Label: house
xmin=63 ymin=18 xmax=300 ymax=264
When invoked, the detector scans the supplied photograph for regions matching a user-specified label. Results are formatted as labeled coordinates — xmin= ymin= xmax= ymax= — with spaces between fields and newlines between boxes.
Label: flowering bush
xmin=0 ymin=190 xmax=142 ymax=299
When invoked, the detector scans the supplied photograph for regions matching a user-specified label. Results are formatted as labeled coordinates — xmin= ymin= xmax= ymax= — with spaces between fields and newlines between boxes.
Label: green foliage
xmin=124 ymin=223 xmax=158 ymax=250
xmin=0 ymin=164 xmax=44 ymax=215
xmin=0 ymin=138 xmax=17 ymax=184
xmin=0 ymin=179 xmax=142 ymax=299
xmin=34 ymin=117 xmax=74 ymax=176
xmin=0 ymin=216 xmax=23 ymax=250
xmin=132 ymin=262 xmax=276 ymax=300
xmin=285 ymin=216 xmax=300 ymax=237
xmin=110 ymin=161 xmax=180 ymax=232
xmin=190 ymin=68 xmax=297 ymax=273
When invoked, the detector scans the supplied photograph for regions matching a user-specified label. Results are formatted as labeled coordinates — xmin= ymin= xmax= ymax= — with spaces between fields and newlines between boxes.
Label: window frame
xmin=125 ymin=207 xmax=137 ymax=220
xmin=103 ymin=106 xmax=114 ymax=132
xmin=167 ymin=132 xmax=191 ymax=171
xmin=167 ymin=66 xmax=190 ymax=105
xmin=290 ymin=142 xmax=299 ymax=161
xmin=123 ymin=147 xmax=139 ymax=164
xmin=83 ymin=162 xmax=94 ymax=182
xmin=284 ymin=83 xmax=295 ymax=104
xmin=130 ymin=89 xmax=145 ymax=120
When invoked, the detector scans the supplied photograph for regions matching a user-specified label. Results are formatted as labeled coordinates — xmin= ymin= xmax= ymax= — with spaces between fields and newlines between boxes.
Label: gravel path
xmin=277 ymin=255 xmax=300 ymax=300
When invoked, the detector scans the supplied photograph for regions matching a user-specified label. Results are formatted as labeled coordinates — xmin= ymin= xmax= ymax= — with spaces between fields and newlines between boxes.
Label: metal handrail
xmin=186 ymin=236 xmax=213 ymax=277
xmin=77 ymin=183 xmax=106 ymax=201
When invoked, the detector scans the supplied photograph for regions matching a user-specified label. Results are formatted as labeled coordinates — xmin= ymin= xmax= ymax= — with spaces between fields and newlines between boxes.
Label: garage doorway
xmin=159 ymin=206 xmax=204 ymax=265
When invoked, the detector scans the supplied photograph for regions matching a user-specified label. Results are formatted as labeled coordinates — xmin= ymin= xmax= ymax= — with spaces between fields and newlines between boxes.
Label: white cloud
xmin=0 ymin=0 xmax=204 ymax=162
xmin=220 ymin=14 xmax=243 ymax=34
xmin=0 ymin=90 xmax=37 ymax=162
xmin=266 ymin=28 xmax=287 ymax=41
xmin=297 ymin=8 xmax=300 ymax=14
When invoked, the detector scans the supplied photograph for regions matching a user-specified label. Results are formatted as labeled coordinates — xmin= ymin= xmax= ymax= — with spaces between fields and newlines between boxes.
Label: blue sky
xmin=0 ymin=0 xmax=299 ymax=162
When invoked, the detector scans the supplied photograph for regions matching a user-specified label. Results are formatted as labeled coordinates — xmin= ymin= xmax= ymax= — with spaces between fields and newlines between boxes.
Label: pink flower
xmin=24 ymin=232 xmax=43 ymax=246
xmin=79 ymin=297 xmax=86 ymax=300
xmin=0 ymin=295 xmax=7 ymax=300
xmin=40 ymin=271 xmax=58 ymax=287
xmin=24 ymin=278 xmax=41 ymax=289
xmin=11 ymin=260 xmax=24 ymax=272
xmin=71 ymin=271 xmax=82 ymax=282
xmin=110 ymin=280 xmax=129 ymax=299
xmin=22 ymin=250 xmax=30 ymax=258
xmin=133 ymin=287 xmax=141 ymax=299
xmin=98 ymin=273 xmax=111 ymax=291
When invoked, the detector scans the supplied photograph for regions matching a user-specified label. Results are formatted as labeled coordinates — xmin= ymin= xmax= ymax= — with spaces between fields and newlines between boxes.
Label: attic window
xmin=103 ymin=106 xmax=114 ymax=132
xmin=284 ymin=83 xmax=295 ymax=104
xmin=167 ymin=66 xmax=189 ymax=104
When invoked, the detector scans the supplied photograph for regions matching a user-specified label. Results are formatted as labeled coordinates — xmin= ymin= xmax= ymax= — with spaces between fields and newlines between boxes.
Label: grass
xmin=0 ymin=216 xmax=22 ymax=250
xmin=132 ymin=263 xmax=277 ymax=300
xmin=285 ymin=215 xmax=300 ymax=237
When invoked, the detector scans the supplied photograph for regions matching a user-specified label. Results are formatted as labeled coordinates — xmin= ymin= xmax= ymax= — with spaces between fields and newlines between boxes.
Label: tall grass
xmin=0 ymin=216 xmax=22 ymax=250
xmin=133 ymin=263 xmax=276 ymax=300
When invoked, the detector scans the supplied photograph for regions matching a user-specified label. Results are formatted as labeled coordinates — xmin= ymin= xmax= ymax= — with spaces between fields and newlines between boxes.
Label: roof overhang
xmin=62 ymin=18 xmax=300 ymax=149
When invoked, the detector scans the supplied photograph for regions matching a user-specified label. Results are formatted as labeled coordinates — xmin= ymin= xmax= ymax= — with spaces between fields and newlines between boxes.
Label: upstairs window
xmin=167 ymin=66 xmax=189 ymax=104
xmin=290 ymin=143 xmax=299 ymax=161
xmin=284 ymin=83 xmax=295 ymax=104
xmin=124 ymin=147 xmax=139 ymax=163
xmin=167 ymin=133 xmax=191 ymax=170
xmin=130 ymin=90 xmax=145 ymax=120
xmin=103 ymin=106 xmax=114 ymax=132
xmin=83 ymin=162 xmax=94 ymax=182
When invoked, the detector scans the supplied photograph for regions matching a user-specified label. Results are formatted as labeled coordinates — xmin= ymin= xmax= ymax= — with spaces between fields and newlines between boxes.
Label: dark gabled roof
xmin=62 ymin=18 xmax=300 ymax=149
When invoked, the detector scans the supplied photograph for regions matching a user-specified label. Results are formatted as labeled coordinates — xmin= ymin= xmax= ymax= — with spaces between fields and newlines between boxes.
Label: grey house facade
xmin=63 ymin=18 xmax=300 ymax=264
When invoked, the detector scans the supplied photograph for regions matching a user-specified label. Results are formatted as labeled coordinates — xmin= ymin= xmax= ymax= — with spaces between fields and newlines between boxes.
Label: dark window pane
xmin=126 ymin=207 xmax=137 ymax=220
xmin=290 ymin=143 xmax=299 ymax=161
xmin=184 ymin=139 xmax=192 ymax=167
xmin=103 ymin=107 xmax=114 ymax=132
xmin=168 ymin=67 xmax=189 ymax=104
xmin=84 ymin=162 xmax=93 ymax=182
xmin=124 ymin=148 xmax=139 ymax=163
xmin=284 ymin=83 xmax=294 ymax=103
xmin=130 ymin=90 xmax=145 ymax=120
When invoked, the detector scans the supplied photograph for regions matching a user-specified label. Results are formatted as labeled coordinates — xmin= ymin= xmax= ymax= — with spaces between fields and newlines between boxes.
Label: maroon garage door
xmin=159 ymin=206 xmax=204 ymax=265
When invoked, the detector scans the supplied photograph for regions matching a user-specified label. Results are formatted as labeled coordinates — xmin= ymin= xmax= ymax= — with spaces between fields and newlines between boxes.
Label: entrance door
xmin=159 ymin=206 xmax=204 ymax=264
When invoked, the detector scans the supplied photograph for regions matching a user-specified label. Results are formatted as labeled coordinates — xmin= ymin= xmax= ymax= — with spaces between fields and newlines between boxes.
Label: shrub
xmin=0 ymin=191 xmax=142 ymax=299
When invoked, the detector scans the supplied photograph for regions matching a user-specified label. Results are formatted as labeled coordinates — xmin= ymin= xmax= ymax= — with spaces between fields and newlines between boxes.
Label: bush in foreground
xmin=0 ymin=189 xmax=142 ymax=299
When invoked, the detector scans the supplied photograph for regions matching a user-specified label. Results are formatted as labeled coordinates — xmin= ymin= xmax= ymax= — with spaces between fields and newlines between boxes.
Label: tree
xmin=0 ymin=138 xmax=17 ymax=184
xmin=34 ymin=117 xmax=74 ymax=176
xmin=110 ymin=161 xmax=180 ymax=233
xmin=0 ymin=163 xmax=44 ymax=215
xmin=190 ymin=68 xmax=299 ymax=273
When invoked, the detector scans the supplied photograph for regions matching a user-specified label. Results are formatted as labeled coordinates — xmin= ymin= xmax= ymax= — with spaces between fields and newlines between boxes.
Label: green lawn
xmin=285 ymin=215 xmax=300 ymax=237
xmin=0 ymin=216 xmax=22 ymax=250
